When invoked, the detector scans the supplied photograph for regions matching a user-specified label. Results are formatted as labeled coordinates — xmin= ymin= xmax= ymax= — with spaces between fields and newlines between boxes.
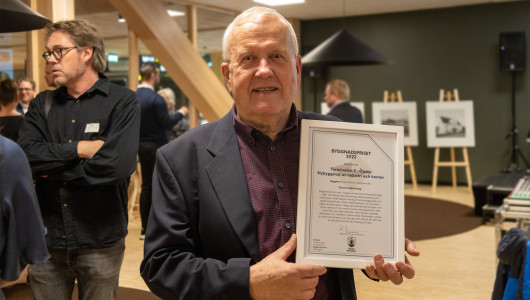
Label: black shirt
xmin=18 ymin=74 xmax=140 ymax=249
xmin=0 ymin=115 xmax=24 ymax=142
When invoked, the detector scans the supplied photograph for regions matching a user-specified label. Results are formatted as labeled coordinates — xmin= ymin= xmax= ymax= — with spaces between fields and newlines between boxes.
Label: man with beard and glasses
xmin=18 ymin=19 xmax=140 ymax=300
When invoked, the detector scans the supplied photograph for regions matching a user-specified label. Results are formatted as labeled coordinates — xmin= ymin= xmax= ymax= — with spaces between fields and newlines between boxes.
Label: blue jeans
xmin=28 ymin=239 xmax=125 ymax=300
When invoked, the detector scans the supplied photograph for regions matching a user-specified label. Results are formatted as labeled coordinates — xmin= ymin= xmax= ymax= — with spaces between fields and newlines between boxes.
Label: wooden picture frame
xmin=426 ymin=101 xmax=475 ymax=148
xmin=296 ymin=120 xmax=405 ymax=269
xmin=372 ymin=102 xmax=419 ymax=147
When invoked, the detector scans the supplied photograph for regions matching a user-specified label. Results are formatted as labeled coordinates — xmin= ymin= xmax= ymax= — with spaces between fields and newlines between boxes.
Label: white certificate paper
xmin=296 ymin=120 xmax=404 ymax=269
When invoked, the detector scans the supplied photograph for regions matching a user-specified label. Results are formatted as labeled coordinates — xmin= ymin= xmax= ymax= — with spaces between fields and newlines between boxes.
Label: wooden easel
xmin=383 ymin=90 xmax=418 ymax=190
xmin=431 ymin=89 xmax=473 ymax=192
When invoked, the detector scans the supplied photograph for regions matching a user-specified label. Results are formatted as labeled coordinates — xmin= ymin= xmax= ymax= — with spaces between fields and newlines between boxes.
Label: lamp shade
xmin=0 ymin=0 xmax=50 ymax=33
xmin=302 ymin=28 xmax=389 ymax=66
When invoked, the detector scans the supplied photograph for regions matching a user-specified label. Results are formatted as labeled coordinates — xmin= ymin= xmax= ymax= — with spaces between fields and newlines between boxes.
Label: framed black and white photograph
xmin=372 ymin=102 xmax=418 ymax=146
xmin=321 ymin=102 xmax=365 ymax=120
xmin=426 ymin=101 xmax=475 ymax=147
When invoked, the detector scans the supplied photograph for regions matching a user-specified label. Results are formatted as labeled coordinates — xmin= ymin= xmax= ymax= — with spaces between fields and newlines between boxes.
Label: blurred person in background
xmin=17 ymin=78 xmax=36 ymax=114
xmin=44 ymin=62 xmax=57 ymax=88
xmin=324 ymin=79 xmax=363 ymax=123
xmin=0 ymin=79 xmax=24 ymax=142
xmin=158 ymin=87 xmax=188 ymax=141
xmin=137 ymin=63 xmax=188 ymax=240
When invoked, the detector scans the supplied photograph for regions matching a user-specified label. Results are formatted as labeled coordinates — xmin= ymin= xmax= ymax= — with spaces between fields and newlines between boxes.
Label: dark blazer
xmin=140 ymin=110 xmax=356 ymax=300
xmin=16 ymin=102 xmax=24 ymax=115
xmin=327 ymin=101 xmax=363 ymax=123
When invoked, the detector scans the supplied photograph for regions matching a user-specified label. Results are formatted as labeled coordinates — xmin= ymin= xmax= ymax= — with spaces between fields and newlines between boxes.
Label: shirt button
xmin=62 ymin=235 xmax=66 ymax=239
xmin=270 ymin=146 xmax=276 ymax=151
xmin=68 ymin=139 xmax=72 ymax=143
xmin=76 ymin=100 xmax=80 ymax=103
xmin=278 ymin=182 xmax=284 ymax=188
xmin=72 ymin=119 xmax=76 ymax=123
xmin=285 ymin=222 xmax=291 ymax=229
xmin=63 ymin=203 xmax=67 ymax=207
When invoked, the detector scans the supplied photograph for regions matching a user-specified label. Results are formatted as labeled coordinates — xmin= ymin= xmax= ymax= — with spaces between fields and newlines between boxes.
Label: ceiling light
xmin=302 ymin=0 xmax=388 ymax=66
xmin=301 ymin=29 xmax=389 ymax=66
xmin=252 ymin=0 xmax=305 ymax=7
xmin=118 ymin=14 xmax=125 ymax=23
xmin=1 ymin=0 xmax=50 ymax=33
xmin=167 ymin=10 xmax=185 ymax=17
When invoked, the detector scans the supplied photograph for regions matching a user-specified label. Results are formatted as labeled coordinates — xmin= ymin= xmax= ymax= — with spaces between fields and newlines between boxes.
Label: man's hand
xmin=77 ymin=140 xmax=104 ymax=159
xmin=364 ymin=238 xmax=420 ymax=285
xmin=249 ymin=234 xmax=327 ymax=300
xmin=179 ymin=106 xmax=189 ymax=117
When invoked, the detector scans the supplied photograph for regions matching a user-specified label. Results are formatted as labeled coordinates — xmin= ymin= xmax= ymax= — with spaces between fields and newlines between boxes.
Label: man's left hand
xmin=77 ymin=140 xmax=104 ymax=159
xmin=364 ymin=238 xmax=419 ymax=285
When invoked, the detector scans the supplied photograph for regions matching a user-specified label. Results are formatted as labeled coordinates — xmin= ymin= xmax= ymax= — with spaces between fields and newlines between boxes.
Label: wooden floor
xmin=120 ymin=184 xmax=498 ymax=299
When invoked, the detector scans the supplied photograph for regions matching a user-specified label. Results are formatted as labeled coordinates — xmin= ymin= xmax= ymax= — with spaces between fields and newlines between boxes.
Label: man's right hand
xmin=77 ymin=140 xmax=104 ymax=159
xmin=179 ymin=106 xmax=189 ymax=117
xmin=249 ymin=234 xmax=327 ymax=300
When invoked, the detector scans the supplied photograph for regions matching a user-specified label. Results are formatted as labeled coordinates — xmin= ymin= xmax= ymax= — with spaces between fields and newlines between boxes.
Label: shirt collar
xmin=138 ymin=83 xmax=154 ymax=91
xmin=58 ymin=73 xmax=110 ymax=99
xmin=233 ymin=103 xmax=299 ymax=143
xmin=329 ymin=99 xmax=349 ymax=110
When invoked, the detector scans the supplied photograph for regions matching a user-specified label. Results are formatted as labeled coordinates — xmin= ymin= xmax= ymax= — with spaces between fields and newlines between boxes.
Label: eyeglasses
xmin=42 ymin=47 xmax=77 ymax=62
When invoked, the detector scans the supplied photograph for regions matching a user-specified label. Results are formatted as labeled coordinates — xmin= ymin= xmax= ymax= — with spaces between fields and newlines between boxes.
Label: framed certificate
xmin=296 ymin=120 xmax=404 ymax=269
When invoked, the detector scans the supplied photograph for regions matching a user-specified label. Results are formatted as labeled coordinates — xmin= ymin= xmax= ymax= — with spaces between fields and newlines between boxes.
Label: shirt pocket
xmin=81 ymin=119 xmax=108 ymax=141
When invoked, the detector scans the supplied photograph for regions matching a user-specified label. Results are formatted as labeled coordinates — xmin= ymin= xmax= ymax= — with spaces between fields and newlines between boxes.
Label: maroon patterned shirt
xmin=233 ymin=105 xmax=339 ymax=300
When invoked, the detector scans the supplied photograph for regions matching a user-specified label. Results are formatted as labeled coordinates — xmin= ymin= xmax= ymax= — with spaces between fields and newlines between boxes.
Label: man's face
xmin=222 ymin=14 xmax=301 ymax=122
xmin=46 ymin=31 xmax=86 ymax=87
xmin=44 ymin=63 xmax=56 ymax=88
xmin=324 ymin=85 xmax=336 ymax=108
xmin=18 ymin=81 xmax=35 ymax=104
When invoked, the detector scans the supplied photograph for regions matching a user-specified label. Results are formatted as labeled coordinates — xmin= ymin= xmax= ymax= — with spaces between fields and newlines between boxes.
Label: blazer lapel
xmin=205 ymin=113 xmax=261 ymax=262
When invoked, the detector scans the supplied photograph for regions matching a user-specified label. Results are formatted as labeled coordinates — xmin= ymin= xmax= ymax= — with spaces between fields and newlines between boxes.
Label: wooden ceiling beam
xmin=101 ymin=26 xmax=229 ymax=42
xmin=107 ymin=0 xmax=232 ymax=122
xmin=164 ymin=0 xmax=240 ymax=15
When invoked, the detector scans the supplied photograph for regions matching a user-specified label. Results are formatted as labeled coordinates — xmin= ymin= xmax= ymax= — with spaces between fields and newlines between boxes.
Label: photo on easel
xmin=372 ymin=102 xmax=419 ymax=146
xmin=426 ymin=101 xmax=475 ymax=147
xmin=321 ymin=102 xmax=365 ymax=119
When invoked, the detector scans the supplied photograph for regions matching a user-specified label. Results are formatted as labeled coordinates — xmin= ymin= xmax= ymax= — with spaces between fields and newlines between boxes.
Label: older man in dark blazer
xmin=140 ymin=7 xmax=418 ymax=300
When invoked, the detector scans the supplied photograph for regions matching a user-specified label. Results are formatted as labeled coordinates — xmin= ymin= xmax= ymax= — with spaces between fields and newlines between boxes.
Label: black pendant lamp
xmin=302 ymin=28 xmax=389 ymax=66
xmin=0 ymin=0 xmax=50 ymax=33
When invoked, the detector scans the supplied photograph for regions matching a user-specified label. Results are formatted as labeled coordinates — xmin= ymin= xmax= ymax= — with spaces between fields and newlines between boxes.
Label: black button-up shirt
xmin=18 ymin=74 xmax=140 ymax=249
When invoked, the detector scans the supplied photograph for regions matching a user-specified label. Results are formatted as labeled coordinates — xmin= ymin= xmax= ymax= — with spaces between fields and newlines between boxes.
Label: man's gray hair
xmin=222 ymin=6 xmax=299 ymax=62
xmin=45 ymin=20 xmax=106 ymax=73
xmin=327 ymin=79 xmax=350 ymax=100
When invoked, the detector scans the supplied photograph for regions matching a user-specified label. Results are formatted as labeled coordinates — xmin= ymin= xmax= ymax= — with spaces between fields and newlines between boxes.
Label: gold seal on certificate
xmin=296 ymin=120 xmax=405 ymax=269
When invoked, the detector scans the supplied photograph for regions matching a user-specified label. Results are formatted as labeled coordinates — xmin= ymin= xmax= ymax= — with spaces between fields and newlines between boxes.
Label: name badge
xmin=85 ymin=123 xmax=100 ymax=133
